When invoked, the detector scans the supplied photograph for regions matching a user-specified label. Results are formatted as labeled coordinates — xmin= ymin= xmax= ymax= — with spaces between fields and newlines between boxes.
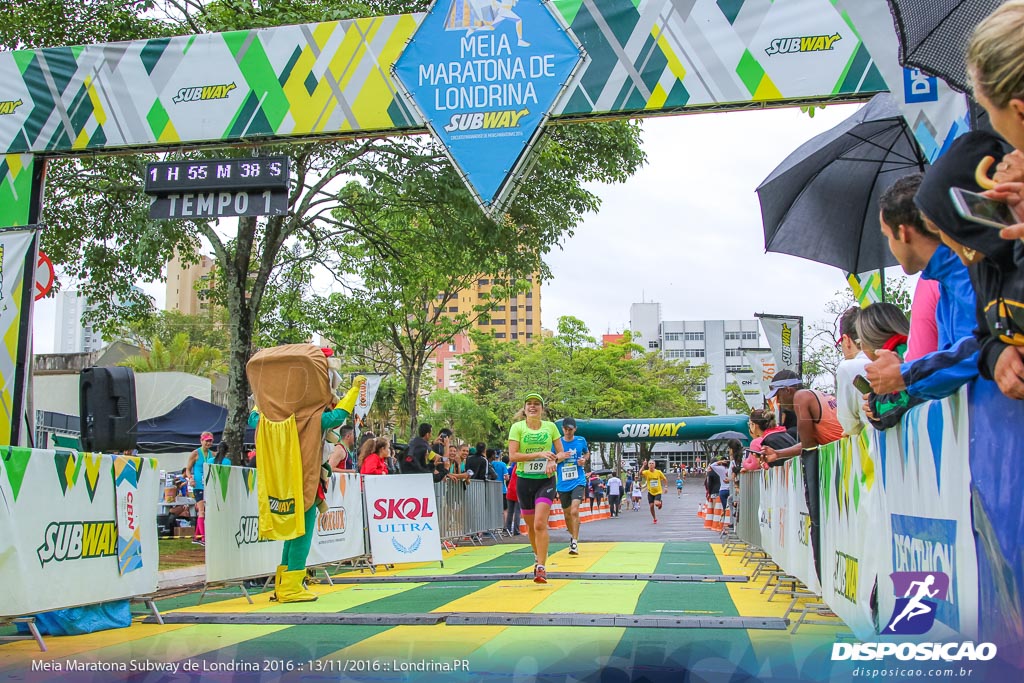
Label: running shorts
xmin=647 ymin=492 xmax=662 ymax=504
xmin=517 ymin=476 xmax=557 ymax=513
xmin=558 ymin=485 xmax=586 ymax=509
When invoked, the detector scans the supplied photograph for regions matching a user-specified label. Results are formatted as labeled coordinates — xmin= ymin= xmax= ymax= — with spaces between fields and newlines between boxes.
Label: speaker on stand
xmin=80 ymin=366 xmax=138 ymax=453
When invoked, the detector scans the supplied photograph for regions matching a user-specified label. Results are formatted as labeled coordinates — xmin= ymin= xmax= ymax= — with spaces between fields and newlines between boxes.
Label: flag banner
xmin=0 ymin=229 xmax=36 ymax=446
xmin=728 ymin=371 xmax=763 ymax=411
xmin=756 ymin=314 xmax=802 ymax=374
xmin=353 ymin=373 xmax=385 ymax=438
xmin=744 ymin=349 xmax=778 ymax=398
xmin=113 ymin=455 xmax=145 ymax=576
xmin=364 ymin=474 xmax=442 ymax=566
xmin=0 ymin=449 xmax=158 ymax=617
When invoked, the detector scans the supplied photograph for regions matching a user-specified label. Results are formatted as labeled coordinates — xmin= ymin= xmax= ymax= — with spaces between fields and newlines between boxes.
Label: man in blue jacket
xmin=866 ymin=173 xmax=978 ymax=400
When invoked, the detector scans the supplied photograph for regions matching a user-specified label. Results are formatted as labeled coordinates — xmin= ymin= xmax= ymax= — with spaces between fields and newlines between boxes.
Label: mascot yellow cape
xmin=246 ymin=344 xmax=364 ymax=602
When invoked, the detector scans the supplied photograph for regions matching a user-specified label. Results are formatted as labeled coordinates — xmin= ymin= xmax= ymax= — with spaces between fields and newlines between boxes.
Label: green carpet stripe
xmin=456 ymin=545 xmax=545 ymax=573
xmin=68 ymin=623 xmax=289 ymax=662
xmin=263 ymin=584 xmax=424 ymax=613
xmin=342 ymin=581 xmax=495 ymax=614
xmin=652 ymin=542 xmax=723 ymax=575
xmin=202 ymin=623 xmax=392 ymax=663
xmin=585 ymin=542 xmax=663 ymax=573
xmin=534 ymin=579 xmax=646 ymax=614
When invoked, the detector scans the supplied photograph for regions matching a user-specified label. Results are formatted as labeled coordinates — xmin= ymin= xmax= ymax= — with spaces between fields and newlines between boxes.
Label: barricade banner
xmin=736 ymin=472 xmax=762 ymax=549
xmin=817 ymin=430 xmax=880 ymax=636
xmin=872 ymin=392 xmax=977 ymax=641
xmin=307 ymin=472 xmax=365 ymax=566
xmin=0 ymin=448 xmax=159 ymax=617
xmin=365 ymin=474 xmax=441 ymax=565
xmin=758 ymin=457 xmax=819 ymax=593
xmin=113 ymin=455 xmax=145 ymax=576
xmin=204 ymin=464 xmax=283 ymax=583
xmin=0 ymin=229 xmax=37 ymax=446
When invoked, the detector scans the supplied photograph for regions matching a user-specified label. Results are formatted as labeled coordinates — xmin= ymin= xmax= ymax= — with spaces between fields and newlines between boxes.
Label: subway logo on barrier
xmin=0 ymin=99 xmax=23 ymax=115
xmin=443 ymin=108 xmax=529 ymax=132
xmin=172 ymin=83 xmax=236 ymax=104
xmin=765 ymin=34 xmax=842 ymax=56
xmin=834 ymin=550 xmax=859 ymax=603
xmin=37 ymin=521 xmax=117 ymax=567
xmin=616 ymin=421 xmax=687 ymax=438
xmin=235 ymin=516 xmax=276 ymax=546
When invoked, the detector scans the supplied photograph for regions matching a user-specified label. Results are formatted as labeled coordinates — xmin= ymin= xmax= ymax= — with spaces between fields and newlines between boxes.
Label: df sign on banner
xmin=363 ymin=474 xmax=442 ymax=566
xmin=393 ymin=0 xmax=585 ymax=214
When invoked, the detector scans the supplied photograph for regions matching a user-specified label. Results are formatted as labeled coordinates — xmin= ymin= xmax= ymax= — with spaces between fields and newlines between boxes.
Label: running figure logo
xmin=444 ymin=0 xmax=530 ymax=46
xmin=884 ymin=572 xmax=950 ymax=635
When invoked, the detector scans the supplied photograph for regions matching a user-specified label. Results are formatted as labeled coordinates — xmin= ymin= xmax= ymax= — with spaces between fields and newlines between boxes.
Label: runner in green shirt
xmin=508 ymin=392 xmax=566 ymax=584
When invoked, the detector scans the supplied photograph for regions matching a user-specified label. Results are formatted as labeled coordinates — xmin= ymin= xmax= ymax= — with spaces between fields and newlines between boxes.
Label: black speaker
xmin=80 ymin=366 xmax=138 ymax=452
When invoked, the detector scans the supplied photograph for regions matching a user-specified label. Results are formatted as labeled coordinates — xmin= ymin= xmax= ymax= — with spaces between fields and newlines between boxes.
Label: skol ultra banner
xmin=756 ymin=314 xmax=803 ymax=374
xmin=364 ymin=473 xmax=442 ymax=566
xmin=0 ymin=448 xmax=159 ymax=617
xmin=0 ymin=229 xmax=37 ymax=447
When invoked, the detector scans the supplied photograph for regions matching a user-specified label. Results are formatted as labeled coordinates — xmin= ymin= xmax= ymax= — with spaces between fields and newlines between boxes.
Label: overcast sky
xmin=541 ymin=102 xmax=907 ymax=342
xmin=33 ymin=100 xmax=909 ymax=354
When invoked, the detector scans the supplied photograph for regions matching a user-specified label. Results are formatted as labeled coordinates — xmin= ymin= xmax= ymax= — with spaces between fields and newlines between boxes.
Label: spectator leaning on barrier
xmin=867 ymin=171 xmax=980 ymax=401
xmin=834 ymin=307 xmax=872 ymax=437
xmin=761 ymin=371 xmax=843 ymax=463
xmin=402 ymin=423 xmax=434 ymax=474
xmin=858 ymin=302 xmax=921 ymax=430
xmin=358 ymin=437 xmax=389 ymax=476
xmin=465 ymin=445 xmax=489 ymax=481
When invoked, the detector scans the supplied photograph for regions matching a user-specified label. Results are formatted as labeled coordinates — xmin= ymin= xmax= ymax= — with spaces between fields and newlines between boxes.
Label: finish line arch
xmin=557 ymin=416 xmax=748 ymax=443
xmin=0 ymin=0 xmax=893 ymax=443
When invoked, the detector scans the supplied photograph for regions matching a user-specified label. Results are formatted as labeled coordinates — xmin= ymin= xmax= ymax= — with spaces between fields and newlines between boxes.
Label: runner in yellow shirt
xmin=640 ymin=460 xmax=668 ymax=524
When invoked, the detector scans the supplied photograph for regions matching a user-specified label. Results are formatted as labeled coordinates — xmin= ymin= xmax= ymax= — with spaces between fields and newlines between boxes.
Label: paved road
xmin=554 ymin=478 xmax=721 ymax=543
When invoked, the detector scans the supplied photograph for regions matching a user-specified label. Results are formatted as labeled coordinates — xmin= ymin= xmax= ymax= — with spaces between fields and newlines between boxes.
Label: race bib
xmin=560 ymin=463 xmax=579 ymax=480
xmin=524 ymin=460 xmax=548 ymax=474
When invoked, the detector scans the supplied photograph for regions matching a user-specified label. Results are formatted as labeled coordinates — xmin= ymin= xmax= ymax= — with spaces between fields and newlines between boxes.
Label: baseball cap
xmin=765 ymin=370 xmax=802 ymax=399
xmin=524 ymin=392 xmax=544 ymax=404
xmin=562 ymin=417 xmax=577 ymax=428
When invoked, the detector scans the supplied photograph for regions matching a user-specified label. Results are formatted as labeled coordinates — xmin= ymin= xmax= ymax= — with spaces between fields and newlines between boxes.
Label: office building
xmin=53 ymin=290 xmax=104 ymax=354
xmin=165 ymin=251 xmax=216 ymax=315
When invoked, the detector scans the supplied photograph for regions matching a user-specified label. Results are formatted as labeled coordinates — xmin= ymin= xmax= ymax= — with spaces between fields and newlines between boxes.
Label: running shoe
xmin=652 ymin=518 xmax=658 ymax=524
xmin=534 ymin=564 xmax=547 ymax=584
xmin=569 ymin=538 xmax=579 ymax=555
xmin=192 ymin=538 xmax=205 ymax=545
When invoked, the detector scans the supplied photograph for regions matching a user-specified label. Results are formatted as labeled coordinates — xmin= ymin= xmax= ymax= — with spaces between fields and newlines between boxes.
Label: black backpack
xmin=486 ymin=461 xmax=498 ymax=481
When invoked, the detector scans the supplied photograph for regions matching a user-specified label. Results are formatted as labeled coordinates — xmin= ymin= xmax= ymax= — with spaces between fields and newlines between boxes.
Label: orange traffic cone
xmin=711 ymin=499 xmax=723 ymax=532
xmin=698 ymin=504 xmax=705 ymax=519
xmin=704 ymin=501 xmax=715 ymax=529
xmin=721 ymin=505 xmax=732 ymax=532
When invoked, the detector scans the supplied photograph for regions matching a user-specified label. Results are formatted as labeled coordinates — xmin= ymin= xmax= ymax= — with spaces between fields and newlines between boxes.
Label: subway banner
xmin=756 ymin=314 xmax=803 ymax=375
xmin=0 ymin=448 xmax=159 ymax=617
xmin=204 ymin=465 xmax=366 ymax=583
xmin=0 ymin=229 xmax=37 ymax=447
xmin=757 ymin=456 xmax=820 ymax=594
xmin=364 ymin=474 xmax=442 ymax=566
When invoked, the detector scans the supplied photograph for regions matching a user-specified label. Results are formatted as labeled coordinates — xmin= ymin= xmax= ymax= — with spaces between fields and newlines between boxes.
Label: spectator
xmin=606 ymin=472 xmax=623 ymax=518
xmin=914 ymin=130 xmax=1024 ymax=401
xmin=858 ymin=302 xmax=920 ymax=429
xmin=184 ymin=431 xmax=217 ymax=546
xmin=505 ymin=465 xmax=522 ymax=535
xmin=401 ymin=423 xmax=433 ymax=474
xmin=867 ymin=172 xmax=979 ymax=401
xmin=488 ymin=449 xmax=509 ymax=491
xmin=906 ymin=279 xmax=940 ymax=361
xmin=465 ymin=445 xmax=489 ymax=481
xmin=358 ymin=437 xmax=389 ymax=476
xmin=709 ymin=457 xmax=732 ymax=518
xmin=327 ymin=425 xmax=357 ymax=473
xmin=761 ymin=370 xmax=843 ymax=463
xmin=834 ymin=306 xmax=872 ymax=436
xmin=747 ymin=409 xmax=794 ymax=467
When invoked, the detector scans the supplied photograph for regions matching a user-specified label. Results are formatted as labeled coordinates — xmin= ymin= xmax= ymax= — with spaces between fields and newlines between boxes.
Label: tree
xmin=120 ymin=308 xmax=231 ymax=354
xmin=724 ymin=382 xmax=751 ymax=414
xmin=118 ymin=332 xmax=226 ymax=378
xmin=419 ymin=390 xmax=494 ymax=446
xmin=27 ymin=1 xmax=646 ymax=458
xmin=0 ymin=0 xmax=167 ymax=50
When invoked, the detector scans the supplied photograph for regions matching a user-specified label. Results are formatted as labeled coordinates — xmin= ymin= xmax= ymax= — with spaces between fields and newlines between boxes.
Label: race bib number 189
xmin=524 ymin=460 xmax=548 ymax=474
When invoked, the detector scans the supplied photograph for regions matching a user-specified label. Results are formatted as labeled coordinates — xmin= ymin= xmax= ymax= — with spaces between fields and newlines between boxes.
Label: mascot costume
xmin=246 ymin=344 xmax=365 ymax=602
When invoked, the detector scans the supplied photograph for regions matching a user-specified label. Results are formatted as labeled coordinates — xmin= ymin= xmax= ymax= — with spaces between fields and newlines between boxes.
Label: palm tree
xmin=119 ymin=333 xmax=227 ymax=379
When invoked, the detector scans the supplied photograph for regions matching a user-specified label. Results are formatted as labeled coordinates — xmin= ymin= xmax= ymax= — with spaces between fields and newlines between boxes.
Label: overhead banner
xmin=743 ymin=349 xmax=778 ymax=398
xmin=756 ymin=314 xmax=802 ymax=375
xmin=0 ymin=229 xmax=37 ymax=447
xmin=728 ymin=371 xmax=763 ymax=411
xmin=352 ymin=373 xmax=385 ymax=437
xmin=364 ymin=473 xmax=442 ymax=566
xmin=563 ymin=415 xmax=749 ymax=443
xmin=393 ymin=0 xmax=585 ymax=213
xmin=205 ymin=465 xmax=366 ymax=584
xmin=0 ymin=448 xmax=159 ymax=617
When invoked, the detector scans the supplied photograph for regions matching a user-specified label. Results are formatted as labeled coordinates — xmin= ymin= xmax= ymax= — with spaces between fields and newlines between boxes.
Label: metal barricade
xmin=737 ymin=471 xmax=762 ymax=548
xmin=434 ymin=479 xmax=505 ymax=545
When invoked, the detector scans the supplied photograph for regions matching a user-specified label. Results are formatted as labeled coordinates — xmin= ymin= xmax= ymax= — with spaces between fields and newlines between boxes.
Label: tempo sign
xmin=145 ymin=156 xmax=289 ymax=219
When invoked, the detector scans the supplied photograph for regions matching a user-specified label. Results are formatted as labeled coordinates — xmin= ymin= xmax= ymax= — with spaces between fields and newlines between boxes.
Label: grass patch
xmin=158 ymin=537 xmax=206 ymax=571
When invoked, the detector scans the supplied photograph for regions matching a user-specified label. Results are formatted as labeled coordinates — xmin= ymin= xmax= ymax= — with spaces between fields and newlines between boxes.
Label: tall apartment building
xmin=165 ymin=251 xmax=216 ymax=314
xmin=427 ymin=274 xmax=543 ymax=391
xmin=629 ymin=302 xmax=760 ymax=415
xmin=53 ymin=290 xmax=104 ymax=353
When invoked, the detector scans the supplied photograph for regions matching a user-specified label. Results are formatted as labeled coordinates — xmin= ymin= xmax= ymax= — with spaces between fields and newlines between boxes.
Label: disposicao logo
xmin=172 ymin=83 xmax=236 ymax=104
xmin=0 ymin=99 xmax=23 ymax=115
xmin=765 ymin=33 xmax=842 ymax=56
xmin=885 ymin=571 xmax=949 ymax=635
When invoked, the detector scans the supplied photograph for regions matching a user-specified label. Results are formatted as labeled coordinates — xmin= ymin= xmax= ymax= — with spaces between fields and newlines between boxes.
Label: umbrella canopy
xmin=887 ymin=0 xmax=1003 ymax=94
xmin=757 ymin=94 xmax=928 ymax=274
xmin=707 ymin=430 xmax=748 ymax=442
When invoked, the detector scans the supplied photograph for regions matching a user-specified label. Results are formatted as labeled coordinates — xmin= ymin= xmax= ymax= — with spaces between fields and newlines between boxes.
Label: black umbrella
xmin=707 ymin=430 xmax=748 ymax=442
xmin=757 ymin=94 xmax=928 ymax=274
xmin=887 ymin=0 xmax=1003 ymax=94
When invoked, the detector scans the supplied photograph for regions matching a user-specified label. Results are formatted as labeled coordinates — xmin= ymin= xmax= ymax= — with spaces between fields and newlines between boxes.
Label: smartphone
xmin=949 ymin=187 xmax=1017 ymax=229
xmin=853 ymin=374 xmax=872 ymax=395
xmin=744 ymin=448 xmax=763 ymax=456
